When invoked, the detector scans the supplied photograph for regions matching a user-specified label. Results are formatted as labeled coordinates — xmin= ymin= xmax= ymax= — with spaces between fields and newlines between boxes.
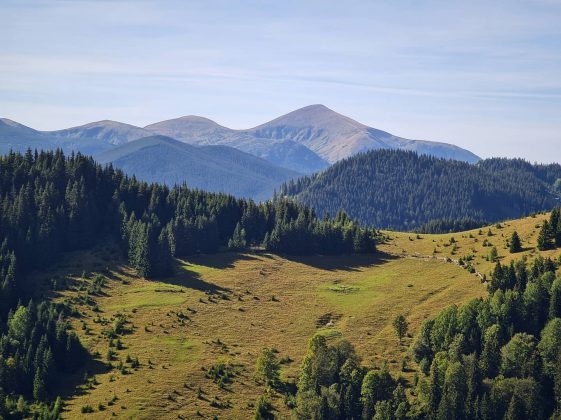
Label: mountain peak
xmin=145 ymin=115 xmax=225 ymax=130
xmin=256 ymin=104 xmax=366 ymax=131
xmin=144 ymin=115 xmax=231 ymax=144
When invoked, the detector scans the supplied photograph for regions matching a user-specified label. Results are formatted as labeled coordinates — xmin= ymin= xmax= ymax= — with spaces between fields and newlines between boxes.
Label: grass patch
xmin=53 ymin=248 xmax=486 ymax=419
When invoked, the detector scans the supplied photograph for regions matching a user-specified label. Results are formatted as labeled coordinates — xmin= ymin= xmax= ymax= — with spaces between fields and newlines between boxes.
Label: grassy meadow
xmin=379 ymin=212 xmax=561 ymax=277
xmin=35 ymin=249 xmax=481 ymax=418
xmin=30 ymin=212 xmax=561 ymax=419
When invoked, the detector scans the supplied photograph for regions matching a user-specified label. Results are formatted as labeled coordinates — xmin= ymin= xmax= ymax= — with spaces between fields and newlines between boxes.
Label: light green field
xmin=46 ymin=245 xmax=486 ymax=419
xmin=379 ymin=212 xmax=561 ymax=277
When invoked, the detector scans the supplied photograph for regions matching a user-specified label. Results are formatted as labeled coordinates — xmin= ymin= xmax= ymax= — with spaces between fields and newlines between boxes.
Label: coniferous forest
xmin=0 ymin=150 xmax=377 ymax=415
xmin=405 ymin=210 xmax=561 ymax=419
xmin=280 ymin=150 xmax=561 ymax=231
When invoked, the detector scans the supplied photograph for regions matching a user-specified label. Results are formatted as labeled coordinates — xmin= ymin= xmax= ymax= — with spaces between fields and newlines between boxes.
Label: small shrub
xmin=81 ymin=405 xmax=94 ymax=413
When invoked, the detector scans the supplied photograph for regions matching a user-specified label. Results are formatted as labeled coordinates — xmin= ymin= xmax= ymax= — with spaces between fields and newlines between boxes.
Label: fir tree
xmin=228 ymin=222 xmax=247 ymax=251
xmin=537 ymin=221 xmax=553 ymax=251
xmin=392 ymin=315 xmax=408 ymax=343
xmin=509 ymin=231 xmax=522 ymax=253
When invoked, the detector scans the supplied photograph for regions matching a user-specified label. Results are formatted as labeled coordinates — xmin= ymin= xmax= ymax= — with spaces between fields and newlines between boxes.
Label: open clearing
xmin=41 ymin=245 xmax=485 ymax=419
xmin=379 ymin=212 xmax=561 ymax=277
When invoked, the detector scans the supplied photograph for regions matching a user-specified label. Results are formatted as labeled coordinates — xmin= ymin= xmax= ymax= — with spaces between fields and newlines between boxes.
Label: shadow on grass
xmin=56 ymin=357 xmax=110 ymax=402
xmin=280 ymin=251 xmax=398 ymax=271
xmin=169 ymin=250 xmax=397 ymax=277
xmin=157 ymin=259 xmax=231 ymax=293
xmin=183 ymin=252 xmax=262 ymax=269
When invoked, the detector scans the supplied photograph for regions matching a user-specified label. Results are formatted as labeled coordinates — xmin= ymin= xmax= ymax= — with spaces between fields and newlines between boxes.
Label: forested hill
xmin=280 ymin=150 xmax=561 ymax=231
xmin=0 ymin=149 xmax=377 ymax=415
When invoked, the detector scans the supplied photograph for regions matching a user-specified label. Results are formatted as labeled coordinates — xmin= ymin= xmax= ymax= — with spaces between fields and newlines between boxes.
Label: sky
xmin=1 ymin=0 xmax=561 ymax=162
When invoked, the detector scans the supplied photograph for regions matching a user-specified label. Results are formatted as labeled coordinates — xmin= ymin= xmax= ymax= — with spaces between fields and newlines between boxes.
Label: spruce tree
xmin=392 ymin=315 xmax=408 ymax=343
xmin=550 ymin=278 xmax=561 ymax=320
xmin=228 ymin=222 xmax=247 ymax=251
xmin=509 ymin=231 xmax=522 ymax=253
xmin=537 ymin=221 xmax=553 ymax=251
xmin=32 ymin=369 xmax=46 ymax=401
xmin=480 ymin=325 xmax=501 ymax=378
xmin=504 ymin=394 xmax=525 ymax=420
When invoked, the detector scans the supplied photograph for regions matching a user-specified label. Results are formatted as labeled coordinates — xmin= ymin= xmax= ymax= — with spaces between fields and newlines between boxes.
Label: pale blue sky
xmin=1 ymin=0 xmax=561 ymax=162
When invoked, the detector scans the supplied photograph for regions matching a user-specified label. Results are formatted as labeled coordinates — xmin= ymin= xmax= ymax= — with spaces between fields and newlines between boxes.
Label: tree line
xmin=0 ymin=149 xmax=377 ymax=414
xmin=279 ymin=150 xmax=561 ymax=231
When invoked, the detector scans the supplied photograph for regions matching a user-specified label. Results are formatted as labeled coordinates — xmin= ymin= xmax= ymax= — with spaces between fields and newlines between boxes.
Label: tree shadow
xmin=183 ymin=252 xmax=262 ymax=270
xmin=56 ymin=357 xmax=110 ymax=401
xmin=156 ymin=260 xmax=230 ymax=294
xmin=279 ymin=251 xmax=398 ymax=271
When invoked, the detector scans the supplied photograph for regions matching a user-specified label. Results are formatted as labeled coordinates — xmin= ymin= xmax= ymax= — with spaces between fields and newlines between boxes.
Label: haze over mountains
xmin=0 ymin=105 xmax=481 ymax=200
xmin=144 ymin=104 xmax=480 ymax=166
xmin=96 ymin=135 xmax=300 ymax=200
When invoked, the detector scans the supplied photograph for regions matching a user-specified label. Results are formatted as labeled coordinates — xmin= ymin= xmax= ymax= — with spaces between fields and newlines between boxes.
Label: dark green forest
xmin=0 ymin=150 xmax=376 ymax=417
xmin=280 ymin=150 xmax=561 ymax=231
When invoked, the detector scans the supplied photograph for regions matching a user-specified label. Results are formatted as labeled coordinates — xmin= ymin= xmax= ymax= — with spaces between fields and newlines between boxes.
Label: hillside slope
xmin=48 ymin=120 xmax=152 ymax=150
xmin=281 ymin=150 xmax=561 ymax=230
xmin=0 ymin=118 xmax=59 ymax=154
xmin=97 ymin=135 xmax=300 ymax=200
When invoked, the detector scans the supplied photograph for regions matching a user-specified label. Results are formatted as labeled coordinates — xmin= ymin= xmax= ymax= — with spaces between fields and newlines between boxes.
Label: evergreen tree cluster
xmin=0 ymin=301 xmax=86 ymax=408
xmin=280 ymin=150 xmax=561 ymax=231
xmin=537 ymin=208 xmax=561 ymax=251
xmin=417 ymin=218 xmax=488 ymax=235
xmin=295 ymin=335 xmax=408 ymax=419
xmin=411 ymin=255 xmax=561 ymax=419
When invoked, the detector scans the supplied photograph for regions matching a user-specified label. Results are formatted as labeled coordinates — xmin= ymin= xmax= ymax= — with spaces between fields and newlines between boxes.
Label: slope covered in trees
xmin=0 ymin=149 xmax=377 ymax=414
xmin=409 ymin=253 xmax=561 ymax=419
xmin=281 ymin=150 xmax=561 ymax=231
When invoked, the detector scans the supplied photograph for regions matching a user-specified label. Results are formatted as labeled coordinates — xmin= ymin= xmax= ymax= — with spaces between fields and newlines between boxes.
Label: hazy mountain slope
xmin=248 ymin=105 xmax=481 ymax=163
xmin=145 ymin=105 xmax=480 ymax=166
xmin=49 ymin=120 xmax=152 ymax=145
xmin=3 ymin=105 xmax=480 ymax=173
xmin=97 ymin=135 xmax=300 ymax=200
xmin=45 ymin=120 xmax=153 ymax=155
xmin=0 ymin=118 xmax=59 ymax=154
xmin=144 ymin=115 xmax=232 ymax=143
xmin=145 ymin=116 xmax=329 ymax=173
xmin=0 ymin=118 xmax=148 ymax=156
xmin=281 ymin=150 xmax=561 ymax=230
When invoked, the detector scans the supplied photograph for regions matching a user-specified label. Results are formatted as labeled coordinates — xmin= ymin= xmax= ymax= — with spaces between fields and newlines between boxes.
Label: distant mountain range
xmin=280 ymin=149 xmax=561 ymax=230
xmin=144 ymin=104 xmax=480 ymax=167
xmin=1 ymin=105 xmax=481 ymax=199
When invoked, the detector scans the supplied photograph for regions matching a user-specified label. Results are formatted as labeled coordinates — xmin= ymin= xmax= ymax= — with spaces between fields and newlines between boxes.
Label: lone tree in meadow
xmin=509 ymin=231 xmax=522 ymax=253
xmin=489 ymin=246 xmax=499 ymax=262
xmin=255 ymin=348 xmax=280 ymax=387
xmin=393 ymin=315 xmax=408 ymax=343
